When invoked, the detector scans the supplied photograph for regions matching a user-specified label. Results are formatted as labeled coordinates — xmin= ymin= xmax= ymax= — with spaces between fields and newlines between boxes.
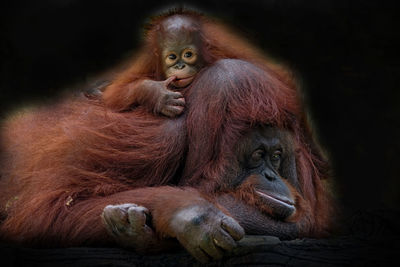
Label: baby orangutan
xmin=103 ymin=15 xmax=204 ymax=117
xmin=102 ymin=126 xmax=305 ymax=262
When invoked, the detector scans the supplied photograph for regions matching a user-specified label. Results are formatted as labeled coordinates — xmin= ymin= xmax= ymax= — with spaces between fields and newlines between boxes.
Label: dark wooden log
xmin=1 ymin=210 xmax=398 ymax=266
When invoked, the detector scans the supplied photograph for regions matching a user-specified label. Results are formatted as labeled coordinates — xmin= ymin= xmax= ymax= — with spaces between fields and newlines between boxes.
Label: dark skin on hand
xmin=102 ymin=197 xmax=245 ymax=263
xmin=102 ymin=127 xmax=302 ymax=263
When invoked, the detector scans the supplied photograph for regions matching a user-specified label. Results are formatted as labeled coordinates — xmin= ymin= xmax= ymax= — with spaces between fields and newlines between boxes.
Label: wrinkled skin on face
xmin=225 ymin=126 xmax=300 ymax=221
xmin=159 ymin=16 xmax=203 ymax=88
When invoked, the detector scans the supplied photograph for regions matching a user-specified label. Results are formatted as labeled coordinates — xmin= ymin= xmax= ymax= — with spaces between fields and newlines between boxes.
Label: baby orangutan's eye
xmin=182 ymin=49 xmax=197 ymax=64
xmin=165 ymin=53 xmax=178 ymax=65
xmin=184 ymin=51 xmax=193 ymax=58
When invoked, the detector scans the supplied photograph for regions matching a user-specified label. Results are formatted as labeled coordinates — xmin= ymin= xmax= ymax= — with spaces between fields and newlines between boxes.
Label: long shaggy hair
xmin=181 ymin=59 xmax=333 ymax=237
xmin=0 ymin=10 xmax=333 ymax=245
xmin=103 ymin=8 xmax=296 ymax=111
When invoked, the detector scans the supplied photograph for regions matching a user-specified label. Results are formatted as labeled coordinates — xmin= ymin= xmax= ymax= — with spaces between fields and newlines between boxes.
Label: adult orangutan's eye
xmin=251 ymin=149 xmax=265 ymax=162
xmin=270 ymin=150 xmax=281 ymax=162
xmin=270 ymin=150 xmax=282 ymax=169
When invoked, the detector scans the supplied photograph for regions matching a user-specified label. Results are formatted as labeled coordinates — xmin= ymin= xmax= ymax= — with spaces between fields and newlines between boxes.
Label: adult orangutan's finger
xmin=221 ymin=216 xmax=245 ymax=241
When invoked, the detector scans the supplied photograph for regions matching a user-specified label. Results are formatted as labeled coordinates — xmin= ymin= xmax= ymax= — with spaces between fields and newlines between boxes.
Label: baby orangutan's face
xmin=159 ymin=16 xmax=203 ymax=88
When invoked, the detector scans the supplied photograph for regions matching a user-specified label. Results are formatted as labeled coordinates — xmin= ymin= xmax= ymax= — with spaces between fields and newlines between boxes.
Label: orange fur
xmin=0 ymin=9 xmax=333 ymax=249
xmin=103 ymin=8 xmax=295 ymax=112
xmin=180 ymin=59 xmax=334 ymax=237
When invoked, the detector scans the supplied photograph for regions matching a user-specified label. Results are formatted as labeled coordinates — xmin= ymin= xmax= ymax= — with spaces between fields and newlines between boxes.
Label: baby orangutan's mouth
xmin=173 ymin=76 xmax=194 ymax=88
xmin=176 ymin=76 xmax=193 ymax=81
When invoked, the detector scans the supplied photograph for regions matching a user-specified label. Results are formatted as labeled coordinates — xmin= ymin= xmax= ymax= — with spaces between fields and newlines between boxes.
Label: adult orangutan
xmin=182 ymin=60 xmax=332 ymax=239
xmin=0 ymin=59 xmax=333 ymax=262
xmin=102 ymin=126 xmax=311 ymax=261
xmin=102 ymin=60 xmax=333 ymax=261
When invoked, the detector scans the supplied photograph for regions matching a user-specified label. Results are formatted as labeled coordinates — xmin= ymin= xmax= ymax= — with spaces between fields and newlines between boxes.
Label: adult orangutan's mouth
xmin=255 ymin=190 xmax=295 ymax=210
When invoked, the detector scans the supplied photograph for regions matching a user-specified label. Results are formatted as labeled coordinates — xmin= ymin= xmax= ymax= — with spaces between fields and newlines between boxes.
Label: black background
xmin=0 ymin=0 xmax=399 ymax=217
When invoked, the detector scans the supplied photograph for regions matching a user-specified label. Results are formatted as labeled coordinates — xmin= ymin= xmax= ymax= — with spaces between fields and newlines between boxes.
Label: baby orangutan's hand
xmin=150 ymin=77 xmax=186 ymax=117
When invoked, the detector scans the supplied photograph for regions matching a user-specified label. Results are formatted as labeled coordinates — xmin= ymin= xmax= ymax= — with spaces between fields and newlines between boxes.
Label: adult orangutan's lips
xmin=255 ymin=190 xmax=295 ymax=209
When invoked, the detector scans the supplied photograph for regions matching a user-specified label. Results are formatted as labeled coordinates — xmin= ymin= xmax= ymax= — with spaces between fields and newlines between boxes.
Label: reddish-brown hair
xmin=0 ymin=11 xmax=333 ymax=246
xmin=181 ymin=59 xmax=333 ymax=236
xmin=103 ymin=8 xmax=295 ymax=111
